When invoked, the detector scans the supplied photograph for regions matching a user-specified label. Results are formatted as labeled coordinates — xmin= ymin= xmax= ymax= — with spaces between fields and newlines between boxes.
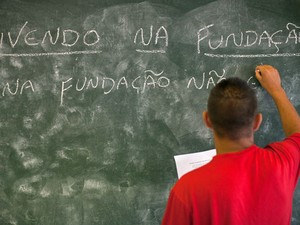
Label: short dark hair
xmin=207 ymin=77 xmax=258 ymax=140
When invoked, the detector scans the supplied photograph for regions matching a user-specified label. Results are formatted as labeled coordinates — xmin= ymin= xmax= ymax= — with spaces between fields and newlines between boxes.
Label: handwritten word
xmin=187 ymin=69 xmax=226 ymax=89
xmin=134 ymin=26 xmax=168 ymax=53
xmin=198 ymin=23 xmax=300 ymax=55
xmin=60 ymin=70 xmax=170 ymax=105
xmin=1 ymin=79 xmax=35 ymax=97
xmin=0 ymin=21 xmax=100 ymax=49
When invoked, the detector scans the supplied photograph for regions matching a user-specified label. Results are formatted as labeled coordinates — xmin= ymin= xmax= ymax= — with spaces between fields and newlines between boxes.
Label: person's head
xmin=203 ymin=77 xmax=262 ymax=140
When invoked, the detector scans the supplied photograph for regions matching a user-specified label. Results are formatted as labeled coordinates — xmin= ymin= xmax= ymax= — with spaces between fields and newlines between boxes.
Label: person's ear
xmin=253 ymin=113 xmax=263 ymax=132
xmin=202 ymin=111 xmax=213 ymax=129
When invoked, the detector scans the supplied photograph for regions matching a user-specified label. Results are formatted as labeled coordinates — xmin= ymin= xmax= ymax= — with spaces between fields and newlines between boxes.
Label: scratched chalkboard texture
xmin=0 ymin=0 xmax=299 ymax=224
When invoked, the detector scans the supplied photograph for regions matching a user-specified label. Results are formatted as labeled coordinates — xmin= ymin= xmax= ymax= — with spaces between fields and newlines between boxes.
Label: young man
xmin=161 ymin=65 xmax=300 ymax=225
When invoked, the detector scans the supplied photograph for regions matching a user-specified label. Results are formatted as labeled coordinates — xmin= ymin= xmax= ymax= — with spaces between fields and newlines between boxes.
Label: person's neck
xmin=214 ymin=134 xmax=255 ymax=155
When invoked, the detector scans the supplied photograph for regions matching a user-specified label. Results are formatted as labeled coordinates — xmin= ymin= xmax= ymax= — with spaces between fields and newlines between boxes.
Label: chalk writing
xmin=1 ymin=79 xmax=35 ymax=97
xmin=1 ymin=21 xmax=100 ymax=49
xmin=1 ymin=21 xmax=299 ymax=58
xmin=60 ymin=69 xmax=170 ymax=105
xmin=0 ymin=50 xmax=102 ymax=57
xmin=198 ymin=22 xmax=300 ymax=56
xmin=204 ymin=52 xmax=300 ymax=58
xmin=247 ymin=76 xmax=258 ymax=89
xmin=0 ymin=69 xmax=258 ymax=105
xmin=134 ymin=25 xmax=168 ymax=53
xmin=187 ymin=69 xmax=226 ymax=89
xmin=0 ymin=20 xmax=294 ymax=106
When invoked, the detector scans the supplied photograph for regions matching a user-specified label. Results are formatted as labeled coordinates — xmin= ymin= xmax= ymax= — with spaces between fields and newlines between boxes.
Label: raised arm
xmin=255 ymin=65 xmax=300 ymax=137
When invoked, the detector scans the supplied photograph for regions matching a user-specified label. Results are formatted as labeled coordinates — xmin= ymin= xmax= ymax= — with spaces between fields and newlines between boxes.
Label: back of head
xmin=207 ymin=77 xmax=258 ymax=140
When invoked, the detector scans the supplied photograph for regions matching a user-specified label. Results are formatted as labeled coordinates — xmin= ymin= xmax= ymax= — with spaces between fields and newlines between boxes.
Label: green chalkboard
xmin=0 ymin=0 xmax=299 ymax=224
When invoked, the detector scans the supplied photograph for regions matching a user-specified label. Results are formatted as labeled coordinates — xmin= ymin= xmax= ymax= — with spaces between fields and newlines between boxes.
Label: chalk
xmin=256 ymin=69 xmax=262 ymax=75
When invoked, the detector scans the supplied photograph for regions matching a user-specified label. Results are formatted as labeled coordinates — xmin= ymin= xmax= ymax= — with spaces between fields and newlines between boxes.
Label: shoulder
xmin=267 ymin=132 xmax=300 ymax=151
xmin=265 ymin=132 xmax=300 ymax=165
xmin=284 ymin=132 xmax=300 ymax=145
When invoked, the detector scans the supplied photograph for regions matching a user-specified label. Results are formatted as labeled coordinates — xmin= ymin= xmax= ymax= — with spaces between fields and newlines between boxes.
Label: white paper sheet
xmin=174 ymin=149 xmax=216 ymax=179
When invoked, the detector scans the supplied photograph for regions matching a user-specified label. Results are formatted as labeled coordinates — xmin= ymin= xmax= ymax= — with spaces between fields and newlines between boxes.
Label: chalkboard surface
xmin=0 ymin=0 xmax=299 ymax=224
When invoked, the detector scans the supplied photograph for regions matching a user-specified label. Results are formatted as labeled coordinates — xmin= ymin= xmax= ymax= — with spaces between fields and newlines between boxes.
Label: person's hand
xmin=255 ymin=65 xmax=300 ymax=136
xmin=255 ymin=65 xmax=283 ymax=95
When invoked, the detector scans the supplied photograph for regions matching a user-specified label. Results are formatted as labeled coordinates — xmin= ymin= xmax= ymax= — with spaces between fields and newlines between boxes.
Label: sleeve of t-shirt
xmin=267 ymin=132 xmax=300 ymax=185
xmin=161 ymin=189 xmax=192 ymax=225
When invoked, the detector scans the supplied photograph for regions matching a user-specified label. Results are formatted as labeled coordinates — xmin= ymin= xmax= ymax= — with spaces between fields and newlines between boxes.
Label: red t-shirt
xmin=162 ymin=133 xmax=300 ymax=225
